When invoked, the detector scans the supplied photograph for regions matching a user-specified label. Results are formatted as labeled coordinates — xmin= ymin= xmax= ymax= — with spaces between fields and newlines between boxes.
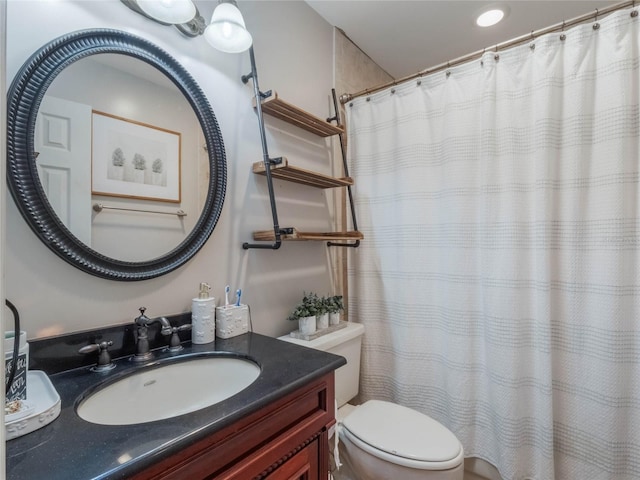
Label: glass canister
xmin=5 ymin=331 xmax=29 ymax=403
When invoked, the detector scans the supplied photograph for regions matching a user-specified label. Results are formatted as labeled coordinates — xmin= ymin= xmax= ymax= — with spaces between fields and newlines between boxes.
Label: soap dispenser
xmin=191 ymin=282 xmax=216 ymax=344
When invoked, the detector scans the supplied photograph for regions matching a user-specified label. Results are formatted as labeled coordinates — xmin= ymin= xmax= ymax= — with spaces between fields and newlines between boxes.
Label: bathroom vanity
xmin=6 ymin=332 xmax=345 ymax=480
xmin=134 ymin=371 xmax=332 ymax=479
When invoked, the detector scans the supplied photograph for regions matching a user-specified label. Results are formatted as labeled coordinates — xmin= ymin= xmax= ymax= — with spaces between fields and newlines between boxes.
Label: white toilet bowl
xmin=336 ymin=400 xmax=464 ymax=480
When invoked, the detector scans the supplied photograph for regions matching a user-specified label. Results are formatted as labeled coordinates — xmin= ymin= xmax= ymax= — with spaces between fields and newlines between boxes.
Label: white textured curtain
xmin=347 ymin=8 xmax=640 ymax=480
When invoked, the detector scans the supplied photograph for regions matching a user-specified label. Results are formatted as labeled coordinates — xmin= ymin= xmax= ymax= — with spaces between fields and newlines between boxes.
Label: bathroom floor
xmin=464 ymin=472 xmax=491 ymax=480
xmin=330 ymin=471 xmax=489 ymax=480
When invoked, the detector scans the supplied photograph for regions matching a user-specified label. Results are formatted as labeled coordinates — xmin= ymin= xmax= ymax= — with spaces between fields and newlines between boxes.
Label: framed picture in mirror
xmin=92 ymin=111 xmax=181 ymax=202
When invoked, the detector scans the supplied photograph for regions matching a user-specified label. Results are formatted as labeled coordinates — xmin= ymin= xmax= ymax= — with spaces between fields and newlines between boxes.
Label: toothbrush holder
xmin=215 ymin=304 xmax=249 ymax=339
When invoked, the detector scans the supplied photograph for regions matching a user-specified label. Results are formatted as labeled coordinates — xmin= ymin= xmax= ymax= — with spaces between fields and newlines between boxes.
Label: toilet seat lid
xmin=341 ymin=400 xmax=462 ymax=463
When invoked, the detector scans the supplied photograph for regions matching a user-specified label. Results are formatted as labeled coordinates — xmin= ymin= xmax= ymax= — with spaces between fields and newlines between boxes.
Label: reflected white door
xmin=35 ymin=96 xmax=91 ymax=245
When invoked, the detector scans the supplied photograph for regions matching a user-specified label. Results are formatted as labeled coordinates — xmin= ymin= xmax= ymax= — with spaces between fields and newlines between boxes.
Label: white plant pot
xmin=152 ymin=171 xmax=164 ymax=186
xmin=329 ymin=312 xmax=341 ymax=325
xmin=317 ymin=313 xmax=329 ymax=329
xmin=109 ymin=165 xmax=124 ymax=181
xmin=298 ymin=316 xmax=316 ymax=335
xmin=134 ymin=169 xmax=145 ymax=184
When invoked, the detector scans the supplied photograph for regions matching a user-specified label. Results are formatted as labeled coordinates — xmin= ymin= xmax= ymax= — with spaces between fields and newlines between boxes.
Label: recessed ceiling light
xmin=476 ymin=9 xmax=505 ymax=27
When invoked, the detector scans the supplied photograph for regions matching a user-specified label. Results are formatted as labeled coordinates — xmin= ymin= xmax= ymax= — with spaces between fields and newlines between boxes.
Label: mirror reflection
xmin=37 ymin=54 xmax=209 ymax=261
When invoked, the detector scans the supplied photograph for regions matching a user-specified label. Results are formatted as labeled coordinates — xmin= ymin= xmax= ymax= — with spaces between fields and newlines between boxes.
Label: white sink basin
xmin=77 ymin=356 xmax=260 ymax=425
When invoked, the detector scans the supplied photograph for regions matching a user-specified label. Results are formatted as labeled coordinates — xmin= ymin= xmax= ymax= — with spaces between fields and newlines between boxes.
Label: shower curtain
xmin=347 ymin=7 xmax=640 ymax=480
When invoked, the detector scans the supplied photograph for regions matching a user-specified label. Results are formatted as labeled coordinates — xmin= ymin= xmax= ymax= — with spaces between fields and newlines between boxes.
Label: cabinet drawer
xmin=263 ymin=436 xmax=320 ymax=480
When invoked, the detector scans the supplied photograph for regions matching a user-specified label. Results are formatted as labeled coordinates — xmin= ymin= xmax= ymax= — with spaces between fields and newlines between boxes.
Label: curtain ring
xmin=529 ymin=31 xmax=535 ymax=51
xmin=593 ymin=8 xmax=600 ymax=30
xmin=560 ymin=20 xmax=567 ymax=41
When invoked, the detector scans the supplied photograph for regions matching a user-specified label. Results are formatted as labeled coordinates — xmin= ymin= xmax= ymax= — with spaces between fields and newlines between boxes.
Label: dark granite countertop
xmin=6 ymin=332 xmax=345 ymax=480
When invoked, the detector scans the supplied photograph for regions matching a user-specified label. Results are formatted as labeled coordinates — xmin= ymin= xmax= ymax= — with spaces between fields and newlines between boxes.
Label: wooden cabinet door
xmin=263 ymin=439 xmax=320 ymax=480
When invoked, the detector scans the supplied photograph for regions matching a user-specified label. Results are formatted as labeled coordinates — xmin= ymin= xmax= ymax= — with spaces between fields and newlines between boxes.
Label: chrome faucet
xmin=133 ymin=307 xmax=173 ymax=362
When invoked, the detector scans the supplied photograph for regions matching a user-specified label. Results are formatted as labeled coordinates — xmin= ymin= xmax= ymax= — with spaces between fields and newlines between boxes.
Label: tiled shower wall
xmin=332 ymin=28 xmax=393 ymax=317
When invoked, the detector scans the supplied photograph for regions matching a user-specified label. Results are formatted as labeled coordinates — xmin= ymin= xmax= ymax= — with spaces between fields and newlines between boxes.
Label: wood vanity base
xmin=132 ymin=372 xmax=335 ymax=480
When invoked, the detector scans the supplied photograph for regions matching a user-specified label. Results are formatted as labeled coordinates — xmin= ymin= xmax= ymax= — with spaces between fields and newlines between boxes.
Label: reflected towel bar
xmin=92 ymin=203 xmax=187 ymax=217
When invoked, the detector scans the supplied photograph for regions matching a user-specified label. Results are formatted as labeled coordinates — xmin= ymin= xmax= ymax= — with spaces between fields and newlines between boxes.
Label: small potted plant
xmin=287 ymin=292 xmax=318 ymax=335
xmin=328 ymin=295 xmax=344 ymax=325
xmin=316 ymin=295 xmax=330 ymax=329
xmin=151 ymin=158 xmax=164 ymax=186
xmin=111 ymin=147 xmax=126 ymax=181
xmin=132 ymin=153 xmax=147 ymax=184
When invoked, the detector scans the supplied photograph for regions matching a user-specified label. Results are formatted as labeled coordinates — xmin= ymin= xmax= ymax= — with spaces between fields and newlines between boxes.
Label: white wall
xmin=5 ymin=0 xmax=338 ymax=339
xmin=0 ymin=0 xmax=7 ymax=461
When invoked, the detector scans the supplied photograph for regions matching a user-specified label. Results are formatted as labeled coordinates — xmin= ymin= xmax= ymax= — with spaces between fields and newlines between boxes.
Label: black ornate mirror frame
xmin=7 ymin=29 xmax=227 ymax=281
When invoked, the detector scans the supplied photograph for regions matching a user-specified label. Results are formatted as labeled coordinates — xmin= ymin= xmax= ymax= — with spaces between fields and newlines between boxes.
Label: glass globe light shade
xmin=136 ymin=0 xmax=197 ymax=25
xmin=204 ymin=2 xmax=253 ymax=53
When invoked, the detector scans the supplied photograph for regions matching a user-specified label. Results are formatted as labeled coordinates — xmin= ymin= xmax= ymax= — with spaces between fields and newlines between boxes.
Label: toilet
xmin=279 ymin=322 xmax=464 ymax=480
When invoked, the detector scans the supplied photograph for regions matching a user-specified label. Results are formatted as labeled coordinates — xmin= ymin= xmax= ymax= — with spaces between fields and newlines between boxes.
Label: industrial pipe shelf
xmin=255 ymin=92 xmax=345 ymax=137
xmin=252 ymin=228 xmax=363 ymax=242
xmin=252 ymin=159 xmax=353 ymax=189
xmin=241 ymin=47 xmax=360 ymax=249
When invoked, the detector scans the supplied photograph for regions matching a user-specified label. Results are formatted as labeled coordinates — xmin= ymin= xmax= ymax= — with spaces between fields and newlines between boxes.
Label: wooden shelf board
xmin=256 ymin=92 xmax=345 ymax=137
xmin=252 ymin=159 xmax=353 ymax=189
xmin=253 ymin=229 xmax=364 ymax=242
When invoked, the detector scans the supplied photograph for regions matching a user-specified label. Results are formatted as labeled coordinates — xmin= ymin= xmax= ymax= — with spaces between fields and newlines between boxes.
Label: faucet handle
xmin=135 ymin=307 xmax=151 ymax=326
xmin=166 ymin=324 xmax=192 ymax=353
xmin=78 ymin=340 xmax=115 ymax=372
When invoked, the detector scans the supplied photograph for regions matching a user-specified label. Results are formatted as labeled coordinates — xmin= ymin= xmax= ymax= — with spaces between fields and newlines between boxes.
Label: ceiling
xmin=305 ymin=1 xmax=619 ymax=79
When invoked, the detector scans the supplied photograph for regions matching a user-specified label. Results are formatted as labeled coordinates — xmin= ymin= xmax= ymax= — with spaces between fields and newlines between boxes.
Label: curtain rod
xmin=340 ymin=0 xmax=636 ymax=104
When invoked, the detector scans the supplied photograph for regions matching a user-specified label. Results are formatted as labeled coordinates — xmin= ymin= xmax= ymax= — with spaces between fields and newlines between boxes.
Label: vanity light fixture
xmin=120 ymin=0 xmax=252 ymax=50
xmin=204 ymin=0 xmax=253 ymax=53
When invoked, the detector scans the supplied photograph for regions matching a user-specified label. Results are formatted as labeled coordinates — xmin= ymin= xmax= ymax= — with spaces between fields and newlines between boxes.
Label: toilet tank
xmin=278 ymin=322 xmax=364 ymax=408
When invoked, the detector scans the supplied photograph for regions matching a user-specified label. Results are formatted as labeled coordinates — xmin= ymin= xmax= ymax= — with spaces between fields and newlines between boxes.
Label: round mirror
xmin=7 ymin=29 xmax=227 ymax=280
